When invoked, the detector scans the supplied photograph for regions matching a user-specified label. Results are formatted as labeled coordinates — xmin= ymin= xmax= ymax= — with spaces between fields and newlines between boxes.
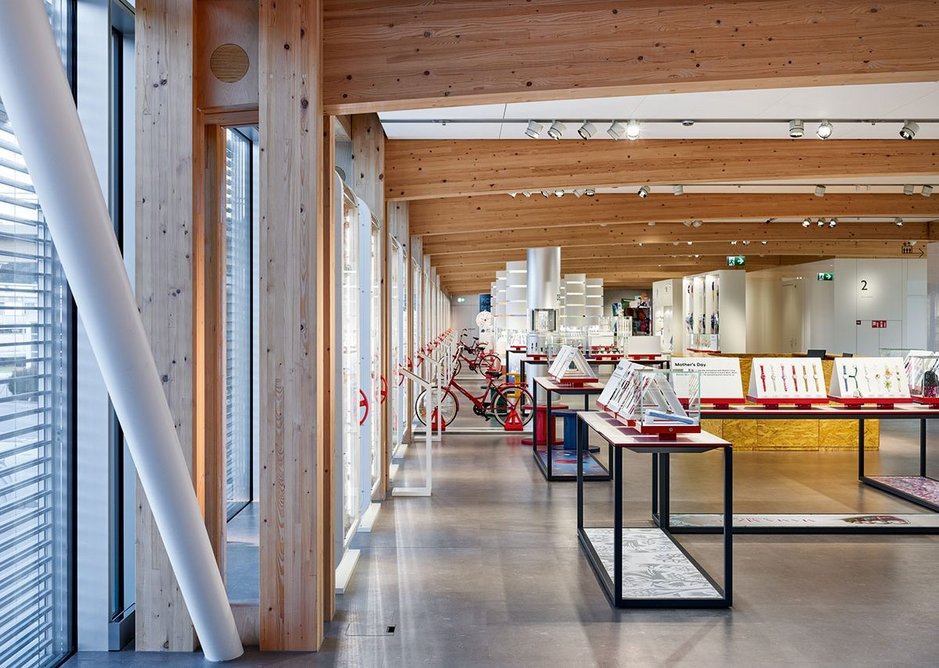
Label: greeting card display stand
xmin=828 ymin=357 xmax=912 ymax=409
xmin=746 ymin=358 xmax=829 ymax=408
xmin=548 ymin=345 xmax=599 ymax=387
xmin=672 ymin=357 xmax=746 ymax=409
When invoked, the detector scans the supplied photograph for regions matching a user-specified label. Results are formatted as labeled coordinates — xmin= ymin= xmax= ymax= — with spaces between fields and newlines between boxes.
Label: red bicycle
xmin=454 ymin=329 xmax=501 ymax=376
xmin=414 ymin=361 xmax=534 ymax=428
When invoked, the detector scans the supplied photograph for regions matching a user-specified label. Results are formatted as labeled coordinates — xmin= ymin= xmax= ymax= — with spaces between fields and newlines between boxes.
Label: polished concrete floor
xmin=68 ymin=421 xmax=939 ymax=666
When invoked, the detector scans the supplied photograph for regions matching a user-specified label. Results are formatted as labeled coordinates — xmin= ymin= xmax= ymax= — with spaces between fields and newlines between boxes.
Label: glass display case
xmin=904 ymin=351 xmax=939 ymax=400
xmin=636 ymin=368 xmax=701 ymax=434
xmin=339 ymin=186 xmax=360 ymax=543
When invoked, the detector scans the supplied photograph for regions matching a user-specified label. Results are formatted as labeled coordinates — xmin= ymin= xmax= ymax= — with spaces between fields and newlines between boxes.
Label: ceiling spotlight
xmin=742 ymin=240 xmax=750 ymax=246
xmin=730 ymin=240 xmax=738 ymax=245
xmin=638 ymin=185 xmax=651 ymax=198
xmin=647 ymin=221 xmax=656 ymax=226
xmin=896 ymin=217 xmax=904 ymax=227
xmin=673 ymin=241 xmax=679 ymax=246
xmin=904 ymin=184 xmax=915 ymax=196
xmin=681 ymin=120 xmax=695 ymax=127
xmin=923 ymin=185 xmax=934 ymax=197
xmin=761 ymin=240 xmax=768 ymax=245
xmin=577 ymin=121 xmax=596 ymax=140
xmin=673 ymin=184 xmax=684 ymax=196
xmin=789 ymin=119 xmax=805 ymax=138
xmin=584 ymin=187 xmax=596 ymax=196
xmin=817 ymin=218 xmax=825 ymax=227
xmin=572 ymin=189 xmax=585 ymax=198
xmin=547 ymin=121 xmax=566 ymax=140
xmin=607 ymin=121 xmax=627 ymax=140
xmin=625 ymin=120 xmax=641 ymax=140
xmin=683 ymin=221 xmax=693 ymax=228
xmin=508 ymin=192 xmax=518 ymax=198
xmin=692 ymin=220 xmax=703 ymax=228
xmin=541 ymin=189 xmax=551 ymax=198
xmin=816 ymin=120 xmax=833 ymax=139
xmin=899 ymin=121 xmax=919 ymax=140
xmin=525 ymin=120 xmax=544 ymax=139
xmin=554 ymin=189 xmax=565 ymax=197
xmin=829 ymin=218 xmax=838 ymax=228
xmin=814 ymin=185 xmax=826 ymax=197
xmin=522 ymin=191 xmax=532 ymax=198
xmin=802 ymin=218 xmax=811 ymax=228
xmin=687 ymin=241 xmax=693 ymax=246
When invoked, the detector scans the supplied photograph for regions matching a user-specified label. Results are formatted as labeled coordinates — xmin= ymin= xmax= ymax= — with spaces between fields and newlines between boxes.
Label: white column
xmin=0 ymin=1 xmax=242 ymax=662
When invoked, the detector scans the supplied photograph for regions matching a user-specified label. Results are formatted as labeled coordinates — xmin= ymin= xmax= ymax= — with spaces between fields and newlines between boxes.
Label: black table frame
xmin=532 ymin=379 xmax=608 ymax=481
xmin=671 ymin=405 xmax=939 ymax=534
xmin=576 ymin=413 xmax=733 ymax=609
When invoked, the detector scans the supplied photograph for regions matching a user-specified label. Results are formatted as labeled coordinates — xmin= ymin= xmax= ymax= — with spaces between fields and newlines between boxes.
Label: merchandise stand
xmin=576 ymin=411 xmax=733 ymax=609
xmin=394 ymin=366 xmax=435 ymax=497
xmin=669 ymin=404 xmax=939 ymax=533
xmin=532 ymin=376 xmax=607 ymax=481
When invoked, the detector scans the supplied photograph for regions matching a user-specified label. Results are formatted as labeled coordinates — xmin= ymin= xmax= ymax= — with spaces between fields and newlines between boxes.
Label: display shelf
xmin=828 ymin=357 xmax=911 ymax=407
xmin=747 ymin=357 xmax=829 ymax=407
xmin=652 ymin=279 xmax=684 ymax=354
xmin=585 ymin=277 xmax=604 ymax=327
xmin=681 ymin=270 xmax=745 ymax=354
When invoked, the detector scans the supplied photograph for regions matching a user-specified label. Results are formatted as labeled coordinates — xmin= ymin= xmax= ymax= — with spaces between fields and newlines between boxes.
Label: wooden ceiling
xmin=322 ymin=1 xmax=939 ymax=294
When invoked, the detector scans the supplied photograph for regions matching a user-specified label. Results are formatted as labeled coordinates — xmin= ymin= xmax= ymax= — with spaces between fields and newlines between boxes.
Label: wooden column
xmin=135 ymin=0 xmax=197 ymax=652
xmin=258 ymin=0 xmax=325 ymax=651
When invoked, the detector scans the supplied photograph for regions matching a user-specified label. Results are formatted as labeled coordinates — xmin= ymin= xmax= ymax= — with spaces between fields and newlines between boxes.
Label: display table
xmin=680 ymin=404 xmax=939 ymax=532
xmin=520 ymin=355 xmax=636 ymax=386
xmin=576 ymin=411 xmax=732 ymax=609
xmin=532 ymin=377 xmax=608 ymax=481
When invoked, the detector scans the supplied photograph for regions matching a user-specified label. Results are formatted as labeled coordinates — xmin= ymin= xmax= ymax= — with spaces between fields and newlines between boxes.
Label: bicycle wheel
xmin=491 ymin=385 xmax=535 ymax=426
xmin=414 ymin=387 xmax=459 ymax=427
xmin=477 ymin=353 xmax=501 ymax=375
xmin=451 ymin=356 xmax=463 ymax=377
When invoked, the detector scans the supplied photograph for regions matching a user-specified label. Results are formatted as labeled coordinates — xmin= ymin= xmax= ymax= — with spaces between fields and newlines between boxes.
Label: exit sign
xmin=817 ymin=272 xmax=834 ymax=281
xmin=872 ymin=320 xmax=888 ymax=329
xmin=726 ymin=255 xmax=746 ymax=267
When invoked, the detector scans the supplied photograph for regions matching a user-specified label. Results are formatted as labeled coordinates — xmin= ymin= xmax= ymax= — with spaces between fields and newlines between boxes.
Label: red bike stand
xmin=503 ymin=407 xmax=524 ymax=432
xmin=430 ymin=407 xmax=447 ymax=432
xmin=520 ymin=404 xmax=566 ymax=445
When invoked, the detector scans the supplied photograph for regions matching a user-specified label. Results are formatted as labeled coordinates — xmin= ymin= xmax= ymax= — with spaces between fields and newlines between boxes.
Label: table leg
xmin=532 ymin=380 xmax=539 ymax=460
xmin=546 ymin=390 xmax=553 ymax=479
xmin=584 ymin=392 xmax=588 ymax=411
xmin=651 ymin=453 xmax=659 ymax=521
xmin=659 ymin=453 xmax=671 ymax=531
xmin=577 ymin=416 xmax=585 ymax=529
xmin=724 ymin=447 xmax=733 ymax=606
xmin=857 ymin=418 xmax=865 ymax=479
xmin=613 ymin=446 xmax=623 ymax=604
xmin=920 ymin=418 xmax=927 ymax=478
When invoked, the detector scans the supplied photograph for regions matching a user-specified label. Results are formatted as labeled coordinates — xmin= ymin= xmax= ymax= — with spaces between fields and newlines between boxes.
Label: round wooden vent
xmin=209 ymin=43 xmax=249 ymax=83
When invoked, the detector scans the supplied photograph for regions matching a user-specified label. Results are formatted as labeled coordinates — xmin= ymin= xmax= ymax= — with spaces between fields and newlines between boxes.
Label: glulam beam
xmin=323 ymin=0 xmax=939 ymax=114
xmin=409 ymin=193 xmax=939 ymax=236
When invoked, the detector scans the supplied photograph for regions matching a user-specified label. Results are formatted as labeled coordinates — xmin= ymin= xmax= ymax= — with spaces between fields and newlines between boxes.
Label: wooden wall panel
xmin=323 ymin=0 xmax=939 ymax=114
xmin=386 ymin=139 xmax=939 ymax=200
xmin=350 ymin=113 xmax=385 ymax=218
xmin=195 ymin=0 xmax=259 ymax=111
xmin=135 ymin=0 xmax=196 ymax=652
xmin=258 ymin=0 xmax=324 ymax=651
xmin=409 ymin=193 xmax=939 ymax=236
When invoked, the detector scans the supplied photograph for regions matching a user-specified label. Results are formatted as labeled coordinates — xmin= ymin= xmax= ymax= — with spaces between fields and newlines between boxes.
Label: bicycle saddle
xmin=484 ymin=368 xmax=503 ymax=378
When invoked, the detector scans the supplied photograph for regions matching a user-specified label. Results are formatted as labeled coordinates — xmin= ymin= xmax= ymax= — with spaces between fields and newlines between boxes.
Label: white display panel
xmin=747 ymin=358 xmax=827 ymax=403
xmin=626 ymin=335 xmax=662 ymax=357
xmin=547 ymin=345 xmax=598 ymax=382
xmin=829 ymin=357 xmax=911 ymax=401
xmin=671 ymin=357 xmax=744 ymax=404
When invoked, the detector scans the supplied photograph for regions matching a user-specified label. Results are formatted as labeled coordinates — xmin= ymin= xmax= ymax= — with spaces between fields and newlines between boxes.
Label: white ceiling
xmin=379 ymin=82 xmax=939 ymax=140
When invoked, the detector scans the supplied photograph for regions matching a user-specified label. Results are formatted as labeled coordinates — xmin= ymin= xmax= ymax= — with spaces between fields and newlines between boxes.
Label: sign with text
xmin=726 ymin=255 xmax=746 ymax=267
xmin=671 ymin=357 xmax=744 ymax=403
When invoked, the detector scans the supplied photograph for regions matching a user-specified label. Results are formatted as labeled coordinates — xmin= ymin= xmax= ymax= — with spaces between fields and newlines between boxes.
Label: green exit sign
xmin=726 ymin=255 xmax=746 ymax=267
xmin=817 ymin=272 xmax=834 ymax=281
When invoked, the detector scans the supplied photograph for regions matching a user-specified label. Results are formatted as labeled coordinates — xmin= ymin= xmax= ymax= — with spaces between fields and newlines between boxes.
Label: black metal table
xmin=532 ymin=377 xmax=607 ymax=481
xmin=576 ymin=411 xmax=733 ymax=609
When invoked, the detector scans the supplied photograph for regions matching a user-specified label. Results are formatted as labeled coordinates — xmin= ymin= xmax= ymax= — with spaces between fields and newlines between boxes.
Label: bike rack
xmin=395 ymin=365 xmax=434 ymax=497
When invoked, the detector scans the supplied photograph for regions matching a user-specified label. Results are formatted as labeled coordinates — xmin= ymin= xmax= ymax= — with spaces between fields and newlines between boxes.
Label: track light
xmin=525 ymin=120 xmax=544 ymax=139
xmin=647 ymin=221 xmax=656 ymax=227
xmin=577 ymin=121 xmax=596 ymax=139
xmin=683 ymin=221 xmax=693 ymax=228
xmin=802 ymin=218 xmax=811 ymax=228
xmin=584 ymin=187 xmax=596 ymax=196
xmin=817 ymin=219 xmax=825 ymax=227
xmin=816 ymin=120 xmax=833 ymax=139
xmin=923 ymin=185 xmax=934 ymax=197
xmin=508 ymin=192 xmax=518 ymax=198
xmin=814 ymin=185 xmax=826 ymax=197
xmin=572 ymin=189 xmax=585 ymax=198
xmin=637 ymin=185 xmax=651 ymax=198
xmin=522 ymin=191 xmax=532 ymax=198
xmin=541 ymin=189 xmax=551 ymax=198
xmin=742 ymin=240 xmax=750 ymax=246
xmin=789 ymin=120 xmax=805 ymax=138
xmin=673 ymin=185 xmax=684 ymax=196
xmin=553 ymin=189 xmax=565 ymax=197
xmin=730 ymin=240 xmax=738 ymax=245
xmin=904 ymin=184 xmax=915 ymax=196
xmin=625 ymin=120 xmax=641 ymax=140
xmin=899 ymin=121 xmax=919 ymax=140
xmin=761 ymin=240 xmax=768 ymax=245
xmin=687 ymin=241 xmax=693 ymax=246
xmin=692 ymin=220 xmax=703 ymax=228
xmin=607 ymin=121 xmax=627 ymax=140
xmin=896 ymin=217 xmax=904 ymax=227
xmin=829 ymin=218 xmax=838 ymax=228
xmin=547 ymin=121 xmax=566 ymax=140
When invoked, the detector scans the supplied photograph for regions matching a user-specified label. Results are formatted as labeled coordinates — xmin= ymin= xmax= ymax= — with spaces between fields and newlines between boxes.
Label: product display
xmin=747 ymin=358 xmax=827 ymax=405
xmin=828 ymin=357 xmax=911 ymax=405
xmin=671 ymin=357 xmax=745 ymax=406
xmin=547 ymin=344 xmax=598 ymax=384
xmin=903 ymin=351 xmax=939 ymax=404
xmin=681 ymin=270 xmax=746 ymax=353
xmin=597 ymin=360 xmax=701 ymax=434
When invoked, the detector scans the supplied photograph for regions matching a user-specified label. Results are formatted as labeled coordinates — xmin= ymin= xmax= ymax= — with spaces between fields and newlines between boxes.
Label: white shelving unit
xmin=585 ymin=277 xmax=604 ymax=326
xmin=561 ymin=273 xmax=586 ymax=328
xmin=652 ymin=278 xmax=684 ymax=354
xmin=682 ymin=269 xmax=746 ymax=353
xmin=505 ymin=260 xmax=528 ymax=333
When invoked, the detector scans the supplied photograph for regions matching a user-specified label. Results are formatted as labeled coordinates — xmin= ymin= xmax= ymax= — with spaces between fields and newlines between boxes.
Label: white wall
xmin=450 ymin=294 xmax=483 ymax=338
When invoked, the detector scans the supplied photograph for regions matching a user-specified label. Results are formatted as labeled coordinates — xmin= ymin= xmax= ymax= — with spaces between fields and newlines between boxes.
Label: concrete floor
xmin=68 ymin=422 xmax=939 ymax=667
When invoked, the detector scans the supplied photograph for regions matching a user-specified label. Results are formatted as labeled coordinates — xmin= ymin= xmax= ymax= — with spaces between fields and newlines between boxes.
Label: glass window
xmin=224 ymin=129 xmax=252 ymax=519
xmin=0 ymin=3 xmax=73 ymax=665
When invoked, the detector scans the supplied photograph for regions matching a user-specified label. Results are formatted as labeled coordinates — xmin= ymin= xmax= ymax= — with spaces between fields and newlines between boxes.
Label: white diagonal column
xmin=0 ymin=1 xmax=242 ymax=661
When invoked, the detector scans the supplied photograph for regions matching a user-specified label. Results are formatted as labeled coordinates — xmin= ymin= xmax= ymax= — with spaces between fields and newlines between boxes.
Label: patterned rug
xmin=867 ymin=475 xmax=939 ymax=506
xmin=583 ymin=527 xmax=722 ymax=600
xmin=535 ymin=448 xmax=607 ymax=477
